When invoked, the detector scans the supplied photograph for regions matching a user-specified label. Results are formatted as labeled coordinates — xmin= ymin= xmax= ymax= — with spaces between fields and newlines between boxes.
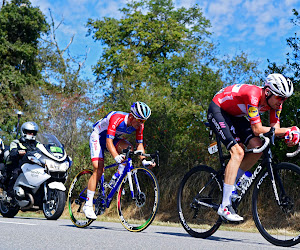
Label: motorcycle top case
xmin=21 ymin=163 xmax=51 ymax=186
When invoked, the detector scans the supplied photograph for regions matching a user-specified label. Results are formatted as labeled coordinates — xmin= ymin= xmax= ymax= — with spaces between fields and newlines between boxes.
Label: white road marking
xmin=0 ymin=220 xmax=36 ymax=226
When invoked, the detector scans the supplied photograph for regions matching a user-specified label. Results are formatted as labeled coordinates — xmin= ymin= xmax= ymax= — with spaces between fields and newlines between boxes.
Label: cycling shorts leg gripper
xmin=207 ymin=101 xmax=237 ymax=150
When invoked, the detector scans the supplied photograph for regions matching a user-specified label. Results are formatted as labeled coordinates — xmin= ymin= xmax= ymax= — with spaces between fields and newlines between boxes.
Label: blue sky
xmin=30 ymin=0 xmax=300 ymax=80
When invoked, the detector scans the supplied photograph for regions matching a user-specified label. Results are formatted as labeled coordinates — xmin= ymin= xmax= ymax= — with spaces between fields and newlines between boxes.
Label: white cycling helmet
xmin=130 ymin=101 xmax=151 ymax=120
xmin=264 ymin=73 xmax=294 ymax=98
xmin=21 ymin=121 xmax=39 ymax=140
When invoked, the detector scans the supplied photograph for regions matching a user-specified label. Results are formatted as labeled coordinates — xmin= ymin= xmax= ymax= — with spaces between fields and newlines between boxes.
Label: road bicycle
xmin=177 ymin=124 xmax=300 ymax=247
xmin=68 ymin=147 xmax=159 ymax=232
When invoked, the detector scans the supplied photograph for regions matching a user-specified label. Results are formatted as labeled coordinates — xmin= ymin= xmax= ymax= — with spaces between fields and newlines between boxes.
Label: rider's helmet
xmin=264 ymin=73 xmax=294 ymax=98
xmin=21 ymin=121 xmax=39 ymax=140
xmin=130 ymin=101 xmax=151 ymax=120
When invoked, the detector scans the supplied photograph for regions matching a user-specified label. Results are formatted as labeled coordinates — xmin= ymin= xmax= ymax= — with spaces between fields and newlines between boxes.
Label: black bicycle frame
xmin=211 ymin=126 xmax=281 ymax=210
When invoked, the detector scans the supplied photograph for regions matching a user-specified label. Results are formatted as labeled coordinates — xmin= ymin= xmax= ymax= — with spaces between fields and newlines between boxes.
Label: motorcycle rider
xmin=7 ymin=121 xmax=40 ymax=199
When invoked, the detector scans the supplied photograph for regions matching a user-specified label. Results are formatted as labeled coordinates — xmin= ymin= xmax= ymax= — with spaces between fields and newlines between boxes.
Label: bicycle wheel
xmin=177 ymin=165 xmax=223 ymax=238
xmin=68 ymin=169 xmax=97 ymax=228
xmin=252 ymin=162 xmax=300 ymax=247
xmin=117 ymin=167 xmax=159 ymax=232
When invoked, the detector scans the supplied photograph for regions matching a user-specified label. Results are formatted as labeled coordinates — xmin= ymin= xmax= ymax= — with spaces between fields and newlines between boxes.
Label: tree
xmin=86 ymin=0 xmax=263 ymax=221
xmin=86 ymin=0 xmax=224 ymax=174
xmin=0 ymin=0 xmax=48 ymax=141
xmin=37 ymin=10 xmax=97 ymax=164
xmin=266 ymin=9 xmax=300 ymax=163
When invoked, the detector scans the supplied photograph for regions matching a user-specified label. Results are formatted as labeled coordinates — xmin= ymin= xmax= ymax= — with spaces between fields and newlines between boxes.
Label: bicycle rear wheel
xmin=68 ymin=169 xmax=97 ymax=228
xmin=117 ymin=167 xmax=159 ymax=232
xmin=252 ymin=163 xmax=300 ymax=247
xmin=177 ymin=165 xmax=223 ymax=238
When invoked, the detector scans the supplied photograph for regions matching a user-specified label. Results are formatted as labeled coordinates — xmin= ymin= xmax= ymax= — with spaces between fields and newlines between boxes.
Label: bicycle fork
xmin=126 ymin=168 xmax=142 ymax=200
xmin=263 ymin=147 xmax=282 ymax=207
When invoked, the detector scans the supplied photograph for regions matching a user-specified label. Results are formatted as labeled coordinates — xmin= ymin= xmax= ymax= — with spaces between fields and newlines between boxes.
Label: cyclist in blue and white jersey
xmin=83 ymin=101 xmax=156 ymax=219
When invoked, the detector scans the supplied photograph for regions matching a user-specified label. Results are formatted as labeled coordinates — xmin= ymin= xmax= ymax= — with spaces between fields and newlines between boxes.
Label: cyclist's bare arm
xmin=136 ymin=142 xmax=146 ymax=161
xmin=251 ymin=122 xmax=289 ymax=137
xmin=106 ymin=138 xmax=119 ymax=159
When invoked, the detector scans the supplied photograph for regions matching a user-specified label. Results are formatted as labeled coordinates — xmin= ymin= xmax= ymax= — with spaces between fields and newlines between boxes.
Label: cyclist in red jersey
xmin=207 ymin=73 xmax=300 ymax=221
xmin=83 ymin=101 xmax=156 ymax=219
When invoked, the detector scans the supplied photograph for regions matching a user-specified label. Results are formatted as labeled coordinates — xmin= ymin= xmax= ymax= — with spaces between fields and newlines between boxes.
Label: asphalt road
xmin=0 ymin=216 xmax=298 ymax=250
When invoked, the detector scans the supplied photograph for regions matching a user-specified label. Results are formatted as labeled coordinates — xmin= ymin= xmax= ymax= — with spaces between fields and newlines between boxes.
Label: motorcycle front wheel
xmin=0 ymin=200 xmax=20 ymax=218
xmin=43 ymin=188 xmax=66 ymax=220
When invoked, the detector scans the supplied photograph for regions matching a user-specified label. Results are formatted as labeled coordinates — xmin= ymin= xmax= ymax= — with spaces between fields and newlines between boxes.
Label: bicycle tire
xmin=67 ymin=169 xmax=96 ymax=228
xmin=177 ymin=165 xmax=223 ymax=238
xmin=117 ymin=167 xmax=159 ymax=232
xmin=252 ymin=162 xmax=300 ymax=247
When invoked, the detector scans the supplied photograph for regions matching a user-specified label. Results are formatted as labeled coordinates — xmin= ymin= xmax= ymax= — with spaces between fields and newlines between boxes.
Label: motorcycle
xmin=0 ymin=133 xmax=72 ymax=220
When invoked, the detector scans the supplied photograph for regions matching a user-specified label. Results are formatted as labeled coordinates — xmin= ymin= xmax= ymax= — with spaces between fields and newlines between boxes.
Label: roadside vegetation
xmin=0 ymin=0 xmax=299 ymax=225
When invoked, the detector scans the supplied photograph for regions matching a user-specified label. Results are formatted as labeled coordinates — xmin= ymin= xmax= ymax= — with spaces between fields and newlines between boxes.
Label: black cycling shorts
xmin=207 ymin=101 xmax=256 ymax=150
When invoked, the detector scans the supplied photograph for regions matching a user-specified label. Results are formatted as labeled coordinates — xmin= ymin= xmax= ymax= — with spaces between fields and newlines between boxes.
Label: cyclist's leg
xmin=232 ymin=117 xmax=262 ymax=176
xmin=84 ymin=131 xmax=105 ymax=219
xmin=115 ymin=138 xmax=133 ymax=153
xmin=208 ymin=102 xmax=244 ymax=221
xmin=238 ymin=137 xmax=262 ymax=172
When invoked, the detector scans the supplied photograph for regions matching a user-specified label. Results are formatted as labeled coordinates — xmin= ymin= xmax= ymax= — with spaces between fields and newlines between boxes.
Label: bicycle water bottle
xmin=235 ymin=171 xmax=252 ymax=191
xmin=109 ymin=165 xmax=125 ymax=188
xmin=231 ymin=171 xmax=252 ymax=202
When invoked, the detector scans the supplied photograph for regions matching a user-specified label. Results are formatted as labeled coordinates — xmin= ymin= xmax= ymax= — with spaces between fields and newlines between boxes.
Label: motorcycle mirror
xmin=16 ymin=110 xmax=23 ymax=116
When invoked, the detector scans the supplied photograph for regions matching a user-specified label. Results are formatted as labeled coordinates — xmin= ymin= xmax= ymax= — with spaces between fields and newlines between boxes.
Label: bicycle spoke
xmin=177 ymin=165 xmax=223 ymax=238
xmin=253 ymin=163 xmax=300 ymax=247
xmin=117 ymin=167 xmax=159 ymax=232
xmin=68 ymin=170 xmax=96 ymax=228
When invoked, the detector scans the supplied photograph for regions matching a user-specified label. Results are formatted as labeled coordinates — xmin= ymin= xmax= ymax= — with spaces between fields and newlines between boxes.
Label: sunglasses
xmin=135 ymin=118 xmax=146 ymax=123
xmin=274 ymin=95 xmax=287 ymax=101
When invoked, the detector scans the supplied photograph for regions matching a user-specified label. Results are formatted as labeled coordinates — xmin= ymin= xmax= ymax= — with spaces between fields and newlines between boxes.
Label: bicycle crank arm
xmin=194 ymin=198 xmax=219 ymax=211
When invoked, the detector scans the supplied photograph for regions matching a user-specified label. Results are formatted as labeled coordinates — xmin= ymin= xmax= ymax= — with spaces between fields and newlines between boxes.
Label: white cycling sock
xmin=222 ymin=183 xmax=235 ymax=207
xmin=86 ymin=189 xmax=95 ymax=207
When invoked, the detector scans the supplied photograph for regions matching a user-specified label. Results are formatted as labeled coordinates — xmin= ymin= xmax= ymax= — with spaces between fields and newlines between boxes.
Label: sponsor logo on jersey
xmin=218 ymin=95 xmax=233 ymax=104
xmin=276 ymin=110 xmax=281 ymax=119
xmin=247 ymin=105 xmax=259 ymax=118
xmin=251 ymin=96 xmax=259 ymax=106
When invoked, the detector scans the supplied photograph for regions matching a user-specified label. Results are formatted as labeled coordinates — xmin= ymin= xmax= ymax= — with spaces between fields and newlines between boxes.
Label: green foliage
xmin=266 ymin=8 xmax=300 ymax=164
xmin=36 ymin=10 xmax=98 ymax=162
xmin=87 ymin=0 xmax=261 ymax=179
xmin=0 ymin=0 xmax=48 ymax=142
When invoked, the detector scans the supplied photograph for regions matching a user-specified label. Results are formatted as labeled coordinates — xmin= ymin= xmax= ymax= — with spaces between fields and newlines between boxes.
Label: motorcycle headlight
xmin=45 ymin=159 xmax=69 ymax=172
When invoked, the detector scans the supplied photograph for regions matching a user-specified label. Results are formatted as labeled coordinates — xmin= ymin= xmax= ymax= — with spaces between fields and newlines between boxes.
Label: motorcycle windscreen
xmin=21 ymin=163 xmax=51 ymax=186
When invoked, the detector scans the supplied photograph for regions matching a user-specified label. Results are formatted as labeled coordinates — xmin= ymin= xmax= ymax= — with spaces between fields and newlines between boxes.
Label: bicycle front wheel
xmin=117 ymin=167 xmax=159 ymax=232
xmin=177 ymin=165 xmax=223 ymax=238
xmin=68 ymin=169 xmax=96 ymax=228
xmin=252 ymin=163 xmax=300 ymax=247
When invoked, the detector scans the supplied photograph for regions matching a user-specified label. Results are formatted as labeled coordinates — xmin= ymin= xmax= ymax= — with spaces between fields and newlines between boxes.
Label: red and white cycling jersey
xmin=93 ymin=111 xmax=144 ymax=143
xmin=90 ymin=111 xmax=144 ymax=162
xmin=212 ymin=84 xmax=282 ymax=125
